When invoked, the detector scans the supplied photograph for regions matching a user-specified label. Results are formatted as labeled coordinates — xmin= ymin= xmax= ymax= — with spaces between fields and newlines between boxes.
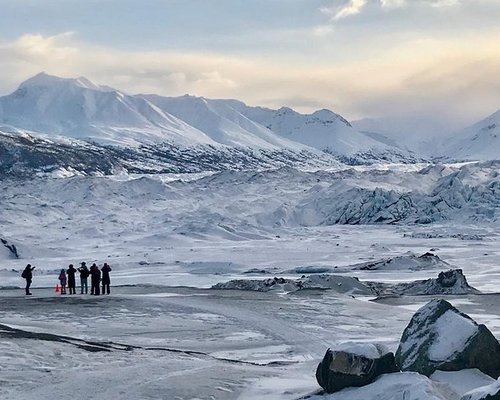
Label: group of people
xmin=22 ymin=262 xmax=112 ymax=296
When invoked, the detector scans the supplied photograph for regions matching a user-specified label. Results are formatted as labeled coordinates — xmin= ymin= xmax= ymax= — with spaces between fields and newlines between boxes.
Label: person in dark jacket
xmin=78 ymin=262 xmax=90 ymax=294
xmin=22 ymin=264 xmax=35 ymax=295
xmin=90 ymin=263 xmax=101 ymax=295
xmin=101 ymin=263 xmax=112 ymax=295
xmin=58 ymin=269 xmax=67 ymax=295
xmin=67 ymin=264 xmax=77 ymax=295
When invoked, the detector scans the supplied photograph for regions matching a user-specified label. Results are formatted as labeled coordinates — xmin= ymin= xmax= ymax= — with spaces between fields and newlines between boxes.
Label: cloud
xmin=322 ymin=0 xmax=460 ymax=20
xmin=321 ymin=0 xmax=368 ymax=20
xmin=0 ymin=31 xmax=500 ymax=133
xmin=380 ymin=0 xmax=406 ymax=8
xmin=427 ymin=0 xmax=460 ymax=7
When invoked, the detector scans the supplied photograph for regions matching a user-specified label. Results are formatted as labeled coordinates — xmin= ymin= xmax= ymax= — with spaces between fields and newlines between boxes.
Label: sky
xmin=1 ymin=0 xmax=500 ymax=136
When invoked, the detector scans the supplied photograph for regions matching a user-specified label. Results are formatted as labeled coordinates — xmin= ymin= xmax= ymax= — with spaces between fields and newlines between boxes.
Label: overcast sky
xmin=1 ymin=0 xmax=500 ymax=134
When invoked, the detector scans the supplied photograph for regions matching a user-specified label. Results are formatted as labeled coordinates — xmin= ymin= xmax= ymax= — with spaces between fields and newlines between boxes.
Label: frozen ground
xmin=2 ymin=166 xmax=500 ymax=399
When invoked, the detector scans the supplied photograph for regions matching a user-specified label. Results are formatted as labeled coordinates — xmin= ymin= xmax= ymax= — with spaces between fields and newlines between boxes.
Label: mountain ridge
xmin=0 ymin=73 xmax=427 ymax=177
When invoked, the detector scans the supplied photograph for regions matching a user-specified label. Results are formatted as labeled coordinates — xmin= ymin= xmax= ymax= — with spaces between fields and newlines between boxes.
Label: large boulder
xmin=393 ymin=269 xmax=480 ymax=296
xmin=461 ymin=379 xmax=500 ymax=400
xmin=316 ymin=343 xmax=398 ymax=393
xmin=396 ymin=299 xmax=500 ymax=378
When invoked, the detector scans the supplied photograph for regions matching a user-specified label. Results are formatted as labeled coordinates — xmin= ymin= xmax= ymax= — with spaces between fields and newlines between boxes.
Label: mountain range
xmin=0 ymin=73 xmax=421 ymax=177
xmin=0 ymin=72 xmax=499 ymax=178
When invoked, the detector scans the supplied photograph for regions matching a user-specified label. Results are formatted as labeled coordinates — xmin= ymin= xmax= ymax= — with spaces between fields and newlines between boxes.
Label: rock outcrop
xmin=1 ymin=238 xmax=19 ymax=258
xmin=212 ymin=275 xmax=375 ymax=295
xmin=395 ymin=299 xmax=500 ymax=378
xmin=354 ymin=252 xmax=451 ymax=271
xmin=369 ymin=269 xmax=480 ymax=296
xmin=316 ymin=343 xmax=398 ymax=393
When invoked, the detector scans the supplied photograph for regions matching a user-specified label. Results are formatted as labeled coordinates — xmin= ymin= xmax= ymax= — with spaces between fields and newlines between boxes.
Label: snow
xmin=333 ymin=342 xmax=390 ymax=359
xmin=0 ymin=73 xmax=419 ymax=164
xmin=0 ymin=73 xmax=219 ymax=147
xmin=353 ymin=252 xmax=451 ymax=271
xmin=428 ymin=310 xmax=478 ymax=362
xmin=142 ymin=94 xmax=310 ymax=151
xmin=1 ymin=74 xmax=500 ymax=399
xmin=309 ymin=372 xmax=457 ymax=400
xmin=462 ymin=378 xmax=500 ymax=400
xmin=237 ymin=103 xmax=419 ymax=162
xmin=431 ymin=369 xmax=495 ymax=397
xmin=442 ymin=109 xmax=500 ymax=161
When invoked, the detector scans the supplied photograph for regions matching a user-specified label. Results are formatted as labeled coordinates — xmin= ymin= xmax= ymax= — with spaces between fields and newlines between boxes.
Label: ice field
xmin=2 ymin=165 xmax=500 ymax=399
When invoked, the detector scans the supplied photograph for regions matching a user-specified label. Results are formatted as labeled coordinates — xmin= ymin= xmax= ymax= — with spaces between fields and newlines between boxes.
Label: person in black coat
xmin=78 ymin=262 xmax=90 ymax=294
xmin=22 ymin=264 xmax=35 ymax=295
xmin=67 ymin=264 xmax=77 ymax=295
xmin=90 ymin=263 xmax=101 ymax=295
xmin=101 ymin=263 xmax=112 ymax=295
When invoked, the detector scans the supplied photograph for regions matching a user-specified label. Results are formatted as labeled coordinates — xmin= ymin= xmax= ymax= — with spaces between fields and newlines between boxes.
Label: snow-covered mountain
xmin=236 ymin=105 xmax=420 ymax=163
xmin=0 ymin=73 xmax=424 ymax=176
xmin=0 ymin=72 xmax=215 ymax=147
xmin=442 ymin=110 xmax=500 ymax=161
xmin=142 ymin=95 xmax=307 ymax=151
xmin=143 ymin=94 xmax=420 ymax=163
xmin=242 ymin=106 xmax=357 ymax=150
xmin=352 ymin=117 xmax=441 ymax=156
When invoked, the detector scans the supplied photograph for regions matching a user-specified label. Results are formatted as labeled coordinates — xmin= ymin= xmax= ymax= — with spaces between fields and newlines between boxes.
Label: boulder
xmin=396 ymin=299 xmax=500 ymax=378
xmin=461 ymin=379 xmax=500 ymax=400
xmin=316 ymin=343 xmax=398 ymax=393
xmin=393 ymin=269 xmax=479 ymax=296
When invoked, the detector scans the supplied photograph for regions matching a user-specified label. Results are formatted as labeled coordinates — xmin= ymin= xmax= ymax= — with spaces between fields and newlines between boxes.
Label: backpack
xmin=21 ymin=269 xmax=27 ymax=279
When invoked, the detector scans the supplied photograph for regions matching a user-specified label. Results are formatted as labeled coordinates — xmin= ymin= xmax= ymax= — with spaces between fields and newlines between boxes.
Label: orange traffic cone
xmin=55 ymin=284 xmax=60 ymax=293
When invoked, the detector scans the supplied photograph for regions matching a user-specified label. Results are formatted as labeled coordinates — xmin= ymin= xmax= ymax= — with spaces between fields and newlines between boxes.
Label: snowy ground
xmin=2 ymin=166 xmax=500 ymax=399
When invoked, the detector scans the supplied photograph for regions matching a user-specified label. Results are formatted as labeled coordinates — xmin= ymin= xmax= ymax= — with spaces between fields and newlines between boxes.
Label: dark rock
xmin=395 ymin=299 xmax=500 ymax=378
xmin=1 ymin=238 xmax=19 ymax=258
xmin=316 ymin=343 xmax=398 ymax=393
xmin=389 ymin=269 xmax=478 ymax=296
xmin=367 ymin=269 xmax=480 ymax=297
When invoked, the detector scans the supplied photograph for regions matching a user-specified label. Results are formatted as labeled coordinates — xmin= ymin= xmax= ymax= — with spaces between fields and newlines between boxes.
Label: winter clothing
xmin=67 ymin=264 xmax=77 ymax=295
xmin=78 ymin=262 xmax=90 ymax=294
xmin=90 ymin=263 xmax=101 ymax=295
xmin=101 ymin=263 xmax=112 ymax=295
xmin=58 ymin=269 xmax=67 ymax=294
xmin=22 ymin=264 xmax=35 ymax=295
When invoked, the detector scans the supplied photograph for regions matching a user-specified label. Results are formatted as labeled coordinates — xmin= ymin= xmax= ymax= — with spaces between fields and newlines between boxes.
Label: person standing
xmin=58 ymin=269 xmax=67 ymax=295
xmin=89 ymin=263 xmax=96 ymax=295
xmin=67 ymin=264 xmax=77 ymax=295
xmin=21 ymin=264 xmax=35 ymax=295
xmin=101 ymin=263 xmax=112 ymax=295
xmin=90 ymin=263 xmax=101 ymax=295
xmin=78 ymin=262 xmax=90 ymax=294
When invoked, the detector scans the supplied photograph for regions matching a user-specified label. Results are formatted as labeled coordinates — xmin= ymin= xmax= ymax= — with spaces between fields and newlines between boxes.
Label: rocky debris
xmin=0 ymin=130 xmax=335 ymax=178
xmin=1 ymin=238 xmax=19 ymax=258
xmin=461 ymin=380 xmax=500 ymax=400
xmin=315 ymin=343 xmax=398 ymax=393
xmin=368 ymin=269 xmax=480 ymax=297
xmin=211 ymin=277 xmax=297 ymax=292
xmin=212 ymin=275 xmax=375 ymax=295
xmin=404 ymin=232 xmax=486 ymax=241
xmin=213 ymin=268 xmax=479 ymax=297
xmin=395 ymin=299 xmax=500 ymax=378
xmin=354 ymin=252 xmax=451 ymax=271
xmin=243 ymin=268 xmax=281 ymax=275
